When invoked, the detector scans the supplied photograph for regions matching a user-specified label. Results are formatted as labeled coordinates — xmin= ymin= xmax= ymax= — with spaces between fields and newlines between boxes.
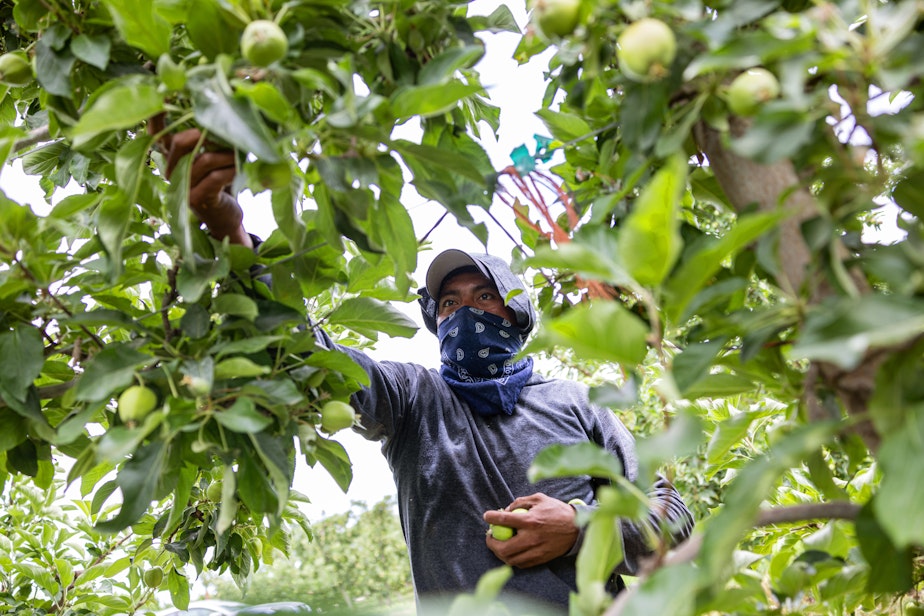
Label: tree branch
xmin=604 ymin=501 xmax=861 ymax=616
xmin=13 ymin=125 xmax=52 ymax=152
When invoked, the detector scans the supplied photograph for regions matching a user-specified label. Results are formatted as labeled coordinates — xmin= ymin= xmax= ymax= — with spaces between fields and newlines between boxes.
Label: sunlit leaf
xmin=617 ymin=154 xmax=687 ymax=287
xmin=527 ymin=301 xmax=649 ymax=367
xmin=328 ymin=297 xmax=418 ymax=340
xmin=528 ymin=442 xmax=624 ymax=484
xmin=213 ymin=397 xmax=273 ymax=433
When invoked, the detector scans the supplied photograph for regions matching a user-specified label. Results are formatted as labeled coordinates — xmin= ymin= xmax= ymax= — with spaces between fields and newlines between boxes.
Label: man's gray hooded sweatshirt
xmin=314 ymin=251 xmax=694 ymax=613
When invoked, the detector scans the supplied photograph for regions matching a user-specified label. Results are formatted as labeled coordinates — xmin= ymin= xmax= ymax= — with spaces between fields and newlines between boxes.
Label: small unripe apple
xmin=529 ymin=0 xmax=581 ymax=39
xmin=241 ymin=20 xmax=288 ymax=67
xmin=616 ymin=18 xmax=677 ymax=82
xmin=489 ymin=507 xmax=528 ymax=541
xmin=117 ymin=385 xmax=158 ymax=424
xmin=206 ymin=481 xmax=223 ymax=502
xmin=0 ymin=51 xmax=33 ymax=86
xmin=320 ymin=400 xmax=356 ymax=433
xmin=143 ymin=566 xmax=164 ymax=588
xmin=726 ymin=68 xmax=780 ymax=116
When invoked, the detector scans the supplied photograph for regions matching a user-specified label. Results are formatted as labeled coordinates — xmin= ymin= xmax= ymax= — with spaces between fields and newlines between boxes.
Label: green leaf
xmin=34 ymin=36 xmax=76 ymax=97
xmin=187 ymin=65 xmax=281 ymax=162
xmin=96 ymin=188 xmax=131 ymax=279
xmin=791 ymin=295 xmax=924 ymax=370
xmin=672 ymin=339 xmax=726 ymax=395
xmin=418 ymin=46 xmax=485 ymax=86
xmin=167 ymin=566 xmax=190 ymax=611
xmin=70 ymin=33 xmax=111 ymax=70
xmin=528 ymin=442 xmax=624 ymax=484
xmin=74 ymin=344 xmax=151 ymax=402
xmin=391 ymin=81 xmax=483 ymax=120
xmin=213 ymin=293 xmax=259 ymax=321
xmin=527 ymin=301 xmax=649 ymax=367
xmin=101 ymin=0 xmax=171 ymax=58
xmin=214 ymin=357 xmax=271 ymax=381
xmin=250 ymin=432 xmax=292 ymax=515
xmin=472 ymin=565 xmax=513 ymax=601
xmin=165 ymin=154 xmax=195 ymax=265
xmin=213 ymin=397 xmax=273 ymax=433
xmin=95 ymin=441 xmax=167 ymax=533
xmin=683 ymin=373 xmax=757 ymax=399
xmin=390 ymin=139 xmax=488 ymax=185
xmin=617 ymin=154 xmax=687 ymax=287
xmin=237 ymin=454 xmax=278 ymax=514
xmin=856 ymin=500 xmax=914 ymax=592
xmin=327 ymin=297 xmax=418 ymax=340
xmin=115 ymin=136 xmax=154 ymax=203
xmin=367 ymin=195 xmax=417 ymax=294
xmin=873 ymin=412 xmax=924 ymax=548
xmin=706 ymin=412 xmax=761 ymax=466
xmin=0 ymin=326 xmax=43 ymax=404
xmin=235 ymin=80 xmax=295 ymax=124
xmin=214 ymin=335 xmax=285 ymax=358
xmin=663 ymin=210 xmax=786 ymax=322
xmin=0 ymin=408 xmax=28 ymax=452
xmin=305 ymin=350 xmax=371 ymax=387
xmin=312 ymin=436 xmax=353 ymax=493
xmin=622 ymin=563 xmax=701 ymax=616
xmin=163 ymin=464 xmax=196 ymax=537
xmin=535 ymin=109 xmax=592 ymax=143
xmin=469 ymin=4 xmax=520 ymax=33
xmin=184 ymin=0 xmax=243 ymax=59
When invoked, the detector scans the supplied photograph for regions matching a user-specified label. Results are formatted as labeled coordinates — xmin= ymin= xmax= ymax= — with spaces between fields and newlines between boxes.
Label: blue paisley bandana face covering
xmin=437 ymin=306 xmax=534 ymax=416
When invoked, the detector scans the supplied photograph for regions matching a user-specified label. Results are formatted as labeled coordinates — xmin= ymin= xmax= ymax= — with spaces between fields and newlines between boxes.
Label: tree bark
xmin=692 ymin=118 xmax=881 ymax=452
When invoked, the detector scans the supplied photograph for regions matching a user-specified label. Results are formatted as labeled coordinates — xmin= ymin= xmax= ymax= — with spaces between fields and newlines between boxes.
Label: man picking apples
xmin=152 ymin=121 xmax=694 ymax=613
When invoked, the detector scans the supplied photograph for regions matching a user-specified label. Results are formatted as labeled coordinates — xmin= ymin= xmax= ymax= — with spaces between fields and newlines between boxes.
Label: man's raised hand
xmin=147 ymin=114 xmax=252 ymax=248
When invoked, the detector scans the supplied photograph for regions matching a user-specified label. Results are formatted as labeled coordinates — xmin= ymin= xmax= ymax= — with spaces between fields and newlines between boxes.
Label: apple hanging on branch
xmin=616 ymin=17 xmax=677 ymax=82
xmin=241 ymin=19 xmax=289 ymax=67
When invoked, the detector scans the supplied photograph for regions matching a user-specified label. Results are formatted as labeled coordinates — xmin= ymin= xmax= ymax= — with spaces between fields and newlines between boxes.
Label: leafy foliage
xmin=3 ymin=0 xmax=924 ymax=614
xmin=206 ymin=497 xmax=413 ymax=613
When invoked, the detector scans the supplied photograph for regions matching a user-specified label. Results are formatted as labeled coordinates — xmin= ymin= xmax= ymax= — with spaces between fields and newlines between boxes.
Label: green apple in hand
xmin=489 ymin=507 xmax=528 ymax=541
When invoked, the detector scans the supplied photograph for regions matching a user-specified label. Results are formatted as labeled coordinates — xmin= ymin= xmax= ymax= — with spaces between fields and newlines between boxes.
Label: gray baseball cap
xmin=418 ymin=249 xmax=535 ymax=336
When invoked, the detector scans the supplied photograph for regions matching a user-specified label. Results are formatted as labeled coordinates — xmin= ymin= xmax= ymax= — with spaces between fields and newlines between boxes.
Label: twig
xmin=12 ymin=125 xmax=52 ymax=152
xmin=604 ymin=501 xmax=861 ymax=616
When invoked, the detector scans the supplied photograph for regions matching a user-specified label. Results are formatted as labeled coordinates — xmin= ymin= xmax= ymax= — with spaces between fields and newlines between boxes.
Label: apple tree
xmin=503 ymin=0 xmax=924 ymax=614
xmin=0 ymin=0 xmax=515 ymax=611
xmin=2 ymin=0 xmax=924 ymax=614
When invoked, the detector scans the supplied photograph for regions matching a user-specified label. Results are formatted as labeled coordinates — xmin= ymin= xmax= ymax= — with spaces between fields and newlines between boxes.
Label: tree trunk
xmin=692 ymin=118 xmax=881 ymax=452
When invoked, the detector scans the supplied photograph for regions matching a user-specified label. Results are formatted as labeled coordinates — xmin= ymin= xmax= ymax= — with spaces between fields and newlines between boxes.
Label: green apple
xmin=320 ymin=400 xmax=356 ymax=433
xmin=241 ymin=20 xmax=288 ymax=67
xmin=117 ymin=385 xmax=158 ymax=424
xmin=616 ymin=18 xmax=677 ymax=82
xmin=726 ymin=68 xmax=781 ymax=116
xmin=529 ymin=0 xmax=581 ymax=39
xmin=143 ymin=566 xmax=164 ymax=588
xmin=907 ymin=602 xmax=924 ymax=616
xmin=0 ymin=51 xmax=32 ymax=86
xmin=206 ymin=480 xmax=223 ymax=502
xmin=489 ymin=507 xmax=528 ymax=541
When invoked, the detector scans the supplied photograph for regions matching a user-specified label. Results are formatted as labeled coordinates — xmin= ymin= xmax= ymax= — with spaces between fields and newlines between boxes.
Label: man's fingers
xmin=188 ymin=151 xmax=236 ymax=187
xmin=165 ymin=128 xmax=206 ymax=178
xmin=189 ymin=167 xmax=237 ymax=209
